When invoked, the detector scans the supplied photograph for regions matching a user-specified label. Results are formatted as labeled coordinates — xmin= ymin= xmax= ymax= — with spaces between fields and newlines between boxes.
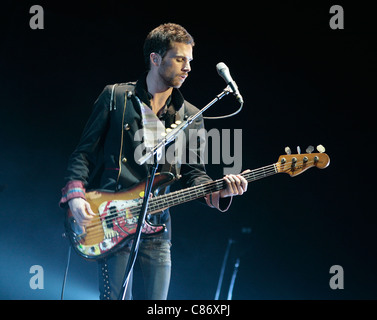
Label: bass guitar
xmin=65 ymin=147 xmax=330 ymax=260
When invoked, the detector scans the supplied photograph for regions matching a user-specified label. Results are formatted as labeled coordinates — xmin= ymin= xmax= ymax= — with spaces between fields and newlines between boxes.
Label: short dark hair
xmin=143 ymin=23 xmax=195 ymax=69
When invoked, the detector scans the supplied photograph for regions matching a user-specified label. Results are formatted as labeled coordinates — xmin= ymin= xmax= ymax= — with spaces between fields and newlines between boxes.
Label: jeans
xmin=98 ymin=239 xmax=171 ymax=300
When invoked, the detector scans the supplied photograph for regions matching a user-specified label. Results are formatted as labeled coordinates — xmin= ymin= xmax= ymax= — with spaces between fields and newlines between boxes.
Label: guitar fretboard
xmin=147 ymin=163 xmax=278 ymax=213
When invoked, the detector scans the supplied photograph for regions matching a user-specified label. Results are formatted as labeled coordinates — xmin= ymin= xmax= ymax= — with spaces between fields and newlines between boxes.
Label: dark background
xmin=0 ymin=1 xmax=375 ymax=300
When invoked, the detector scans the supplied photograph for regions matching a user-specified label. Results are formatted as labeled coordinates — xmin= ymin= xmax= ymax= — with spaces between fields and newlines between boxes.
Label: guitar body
xmin=65 ymin=172 xmax=175 ymax=260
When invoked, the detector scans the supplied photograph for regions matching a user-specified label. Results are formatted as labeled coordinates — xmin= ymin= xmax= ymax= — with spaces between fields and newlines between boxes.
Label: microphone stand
xmin=227 ymin=258 xmax=240 ymax=300
xmin=136 ymin=86 xmax=232 ymax=166
xmin=214 ymin=238 xmax=234 ymax=300
xmin=118 ymin=86 xmax=232 ymax=300
xmin=118 ymin=153 xmax=159 ymax=300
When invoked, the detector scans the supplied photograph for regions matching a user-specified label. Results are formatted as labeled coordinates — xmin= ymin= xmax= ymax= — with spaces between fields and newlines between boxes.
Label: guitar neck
xmin=147 ymin=163 xmax=278 ymax=214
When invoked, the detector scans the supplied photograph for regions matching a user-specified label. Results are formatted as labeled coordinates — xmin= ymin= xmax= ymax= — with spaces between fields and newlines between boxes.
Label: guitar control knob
xmin=306 ymin=145 xmax=314 ymax=154
xmin=285 ymin=146 xmax=291 ymax=155
xmin=316 ymin=144 xmax=326 ymax=153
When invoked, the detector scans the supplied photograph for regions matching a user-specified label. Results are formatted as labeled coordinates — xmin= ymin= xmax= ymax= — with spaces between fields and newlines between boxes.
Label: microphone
xmin=216 ymin=62 xmax=244 ymax=104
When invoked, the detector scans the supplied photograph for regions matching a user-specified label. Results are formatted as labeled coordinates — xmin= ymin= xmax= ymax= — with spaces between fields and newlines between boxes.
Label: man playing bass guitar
xmin=59 ymin=23 xmax=248 ymax=300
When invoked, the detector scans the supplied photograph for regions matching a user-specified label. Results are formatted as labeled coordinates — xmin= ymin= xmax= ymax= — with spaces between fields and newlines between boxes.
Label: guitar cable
xmin=203 ymin=101 xmax=243 ymax=120
xmin=60 ymin=239 xmax=72 ymax=300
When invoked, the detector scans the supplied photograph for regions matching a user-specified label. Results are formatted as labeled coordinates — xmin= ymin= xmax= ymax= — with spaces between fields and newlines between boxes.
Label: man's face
xmin=158 ymin=42 xmax=193 ymax=88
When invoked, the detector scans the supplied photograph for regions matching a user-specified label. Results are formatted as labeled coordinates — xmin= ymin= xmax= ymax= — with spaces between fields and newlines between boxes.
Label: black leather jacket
xmin=61 ymin=74 xmax=214 ymax=238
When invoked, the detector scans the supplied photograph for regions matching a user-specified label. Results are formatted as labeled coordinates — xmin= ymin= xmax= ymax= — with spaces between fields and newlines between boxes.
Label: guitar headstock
xmin=276 ymin=145 xmax=330 ymax=177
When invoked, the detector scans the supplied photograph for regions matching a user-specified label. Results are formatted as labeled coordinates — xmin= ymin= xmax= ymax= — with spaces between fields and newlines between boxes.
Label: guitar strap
xmin=109 ymin=83 xmax=117 ymax=111
xmin=115 ymin=85 xmax=129 ymax=190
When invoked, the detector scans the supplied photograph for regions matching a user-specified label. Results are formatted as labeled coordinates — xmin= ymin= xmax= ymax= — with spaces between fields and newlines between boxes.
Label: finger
xmin=82 ymin=208 xmax=96 ymax=224
xmin=224 ymin=176 xmax=235 ymax=195
xmin=75 ymin=206 xmax=93 ymax=225
xmin=237 ymin=175 xmax=248 ymax=193
xmin=241 ymin=178 xmax=248 ymax=193
xmin=240 ymin=169 xmax=251 ymax=192
xmin=85 ymin=201 xmax=96 ymax=216
xmin=228 ymin=175 xmax=243 ymax=195
xmin=231 ymin=175 xmax=243 ymax=195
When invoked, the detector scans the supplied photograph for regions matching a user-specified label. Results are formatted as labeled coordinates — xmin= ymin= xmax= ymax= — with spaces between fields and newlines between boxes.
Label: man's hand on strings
xmin=220 ymin=169 xmax=250 ymax=198
xmin=68 ymin=197 xmax=96 ymax=226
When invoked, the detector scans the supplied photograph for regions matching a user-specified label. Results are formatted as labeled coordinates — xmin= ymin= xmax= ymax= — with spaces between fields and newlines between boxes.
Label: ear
xmin=150 ymin=52 xmax=161 ymax=67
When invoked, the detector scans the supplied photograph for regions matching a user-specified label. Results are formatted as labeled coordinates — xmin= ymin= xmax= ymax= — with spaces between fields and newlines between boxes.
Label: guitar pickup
xmin=105 ymin=206 xmax=117 ymax=229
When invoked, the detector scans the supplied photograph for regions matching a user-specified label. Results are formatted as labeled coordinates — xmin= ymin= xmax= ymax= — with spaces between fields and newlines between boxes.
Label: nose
xmin=183 ymin=60 xmax=191 ymax=73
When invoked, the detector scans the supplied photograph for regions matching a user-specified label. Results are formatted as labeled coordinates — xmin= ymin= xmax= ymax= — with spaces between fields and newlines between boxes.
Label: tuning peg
xmin=316 ymin=144 xmax=326 ymax=153
xmin=306 ymin=145 xmax=314 ymax=154
xmin=285 ymin=146 xmax=291 ymax=155
xmin=297 ymin=146 xmax=301 ymax=154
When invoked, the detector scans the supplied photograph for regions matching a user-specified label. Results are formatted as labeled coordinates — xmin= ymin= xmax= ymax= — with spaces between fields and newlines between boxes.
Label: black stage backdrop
xmin=0 ymin=1 xmax=376 ymax=300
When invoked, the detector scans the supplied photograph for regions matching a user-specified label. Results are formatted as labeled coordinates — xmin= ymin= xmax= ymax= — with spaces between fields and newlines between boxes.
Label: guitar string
xmin=80 ymin=164 xmax=277 ymax=237
xmin=81 ymin=159 xmax=315 ymax=240
xmin=82 ymin=163 xmax=278 ymax=235
xmin=81 ymin=159 xmax=316 ymax=239
xmin=81 ymin=159 xmax=315 ymax=243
